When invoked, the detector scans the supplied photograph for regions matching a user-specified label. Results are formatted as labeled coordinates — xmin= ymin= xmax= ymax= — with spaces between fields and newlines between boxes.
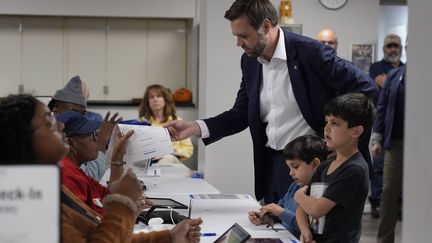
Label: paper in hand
xmin=106 ymin=124 xmax=174 ymax=164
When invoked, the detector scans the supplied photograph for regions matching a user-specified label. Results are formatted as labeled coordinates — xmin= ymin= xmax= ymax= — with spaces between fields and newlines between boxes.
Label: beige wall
xmin=0 ymin=0 xmax=196 ymax=18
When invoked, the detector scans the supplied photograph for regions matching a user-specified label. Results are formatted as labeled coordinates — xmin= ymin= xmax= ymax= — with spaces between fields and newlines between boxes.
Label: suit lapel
xmin=283 ymin=30 xmax=315 ymax=130
xmin=248 ymin=60 xmax=262 ymax=128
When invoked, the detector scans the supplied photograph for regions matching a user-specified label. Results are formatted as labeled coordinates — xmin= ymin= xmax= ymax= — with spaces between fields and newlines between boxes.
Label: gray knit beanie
xmin=52 ymin=75 xmax=87 ymax=107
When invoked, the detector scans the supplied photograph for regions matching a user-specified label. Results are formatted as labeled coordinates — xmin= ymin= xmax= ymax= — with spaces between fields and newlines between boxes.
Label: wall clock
xmin=319 ymin=0 xmax=348 ymax=10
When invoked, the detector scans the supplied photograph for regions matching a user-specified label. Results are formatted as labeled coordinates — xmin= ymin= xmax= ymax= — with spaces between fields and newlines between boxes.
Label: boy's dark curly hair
xmin=324 ymin=93 xmax=376 ymax=141
xmin=283 ymin=135 xmax=328 ymax=164
xmin=0 ymin=94 xmax=38 ymax=163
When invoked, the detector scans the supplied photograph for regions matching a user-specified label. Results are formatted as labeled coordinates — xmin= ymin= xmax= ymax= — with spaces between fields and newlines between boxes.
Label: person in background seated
xmin=57 ymin=111 xmax=129 ymax=216
xmin=139 ymin=84 xmax=193 ymax=164
xmin=0 ymin=94 xmax=203 ymax=243
xmin=316 ymin=28 xmax=338 ymax=50
xmin=49 ymin=75 xmax=121 ymax=180
xmin=248 ymin=135 xmax=328 ymax=239
xmin=295 ymin=93 xmax=375 ymax=243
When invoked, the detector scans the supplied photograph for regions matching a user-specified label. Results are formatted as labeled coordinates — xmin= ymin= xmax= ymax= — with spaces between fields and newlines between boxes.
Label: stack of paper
xmin=106 ymin=124 xmax=174 ymax=164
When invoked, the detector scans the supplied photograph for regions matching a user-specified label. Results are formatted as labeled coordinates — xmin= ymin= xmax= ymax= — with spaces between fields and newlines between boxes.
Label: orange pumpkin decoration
xmin=173 ymin=88 xmax=192 ymax=103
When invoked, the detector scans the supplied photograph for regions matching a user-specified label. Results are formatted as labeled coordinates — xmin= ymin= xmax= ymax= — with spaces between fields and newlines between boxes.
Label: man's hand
xmin=97 ymin=111 xmax=122 ymax=152
xmin=375 ymin=74 xmax=387 ymax=88
xmin=164 ymin=120 xmax=201 ymax=141
xmin=261 ymin=203 xmax=284 ymax=217
xmin=170 ymin=218 xmax=203 ymax=243
xmin=372 ymin=143 xmax=382 ymax=158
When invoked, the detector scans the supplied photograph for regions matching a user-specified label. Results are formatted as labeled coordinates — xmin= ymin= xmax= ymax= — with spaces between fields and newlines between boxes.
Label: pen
xmin=187 ymin=198 xmax=192 ymax=218
xmin=201 ymin=233 xmax=217 ymax=237
xmin=287 ymin=236 xmax=299 ymax=243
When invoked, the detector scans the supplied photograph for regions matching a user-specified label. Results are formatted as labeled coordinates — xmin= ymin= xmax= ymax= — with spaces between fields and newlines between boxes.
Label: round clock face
xmin=319 ymin=0 xmax=348 ymax=10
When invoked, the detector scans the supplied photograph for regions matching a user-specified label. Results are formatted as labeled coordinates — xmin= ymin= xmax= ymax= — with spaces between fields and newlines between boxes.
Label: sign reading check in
xmin=0 ymin=165 xmax=60 ymax=243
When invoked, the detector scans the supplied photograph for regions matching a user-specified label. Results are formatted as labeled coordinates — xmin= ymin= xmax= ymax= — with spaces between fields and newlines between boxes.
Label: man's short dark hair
xmin=283 ymin=135 xmax=328 ymax=164
xmin=224 ymin=0 xmax=278 ymax=30
xmin=47 ymin=98 xmax=58 ymax=111
xmin=324 ymin=93 xmax=376 ymax=140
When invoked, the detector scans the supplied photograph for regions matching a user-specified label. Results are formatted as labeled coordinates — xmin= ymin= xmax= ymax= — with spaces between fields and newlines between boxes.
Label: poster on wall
xmin=351 ymin=44 xmax=374 ymax=74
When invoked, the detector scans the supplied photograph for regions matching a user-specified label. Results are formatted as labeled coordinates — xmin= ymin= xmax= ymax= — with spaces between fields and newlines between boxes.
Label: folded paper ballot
xmin=106 ymin=124 xmax=174 ymax=164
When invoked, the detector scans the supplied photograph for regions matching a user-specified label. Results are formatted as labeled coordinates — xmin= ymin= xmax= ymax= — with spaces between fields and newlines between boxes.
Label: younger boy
xmin=294 ymin=93 xmax=375 ymax=243
xmin=248 ymin=135 xmax=328 ymax=238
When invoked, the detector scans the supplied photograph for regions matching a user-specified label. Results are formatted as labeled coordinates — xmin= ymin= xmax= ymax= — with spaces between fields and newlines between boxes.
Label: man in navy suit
xmin=372 ymin=65 xmax=406 ymax=243
xmin=165 ymin=0 xmax=378 ymax=203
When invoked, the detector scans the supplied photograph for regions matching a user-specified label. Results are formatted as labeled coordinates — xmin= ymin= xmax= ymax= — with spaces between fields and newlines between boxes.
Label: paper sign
xmin=107 ymin=124 xmax=174 ymax=164
xmin=0 ymin=165 xmax=60 ymax=243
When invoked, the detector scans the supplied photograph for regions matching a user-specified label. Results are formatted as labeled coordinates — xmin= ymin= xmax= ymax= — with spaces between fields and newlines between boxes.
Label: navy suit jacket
xmin=203 ymin=29 xmax=379 ymax=200
xmin=373 ymin=66 xmax=406 ymax=149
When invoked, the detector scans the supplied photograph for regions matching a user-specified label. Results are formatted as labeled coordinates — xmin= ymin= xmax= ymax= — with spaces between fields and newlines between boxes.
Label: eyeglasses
xmin=385 ymin=43 xmax=400 ymax=49
xmin=34 ymin=111 xmax=58 ymax=131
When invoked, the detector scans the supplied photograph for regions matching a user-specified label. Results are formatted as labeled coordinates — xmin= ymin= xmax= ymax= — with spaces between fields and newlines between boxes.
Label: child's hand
xmin=295 ymin=185 xmax=308 ymax=202
xmin=248 ymin=211 xmax=262 ymax=225
xmin=261 ymin=203 xmax=284 ymax=217
xmin=300 ymin=228 xmax=316 ymax=243
xmin=299 ymin=185 xmax=308 ymax=194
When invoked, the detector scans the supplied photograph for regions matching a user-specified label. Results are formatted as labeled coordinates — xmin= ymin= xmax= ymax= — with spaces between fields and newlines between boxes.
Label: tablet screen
xmin=214 ymin=223 xmax=251 ymax=243
xmin=147 ymin=197 xmax=188 ymax=209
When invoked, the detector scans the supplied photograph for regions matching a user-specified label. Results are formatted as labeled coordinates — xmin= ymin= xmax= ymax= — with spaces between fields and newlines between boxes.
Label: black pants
xmin=263 ymin=148 xmax=294 ymax=204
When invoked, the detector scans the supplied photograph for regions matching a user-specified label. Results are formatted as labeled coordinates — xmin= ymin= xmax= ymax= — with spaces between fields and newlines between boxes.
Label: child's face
xmin=324 ymin=115 xmax=360 ymax=151
xmin=286 ymin=158 xmax=318 ymax=187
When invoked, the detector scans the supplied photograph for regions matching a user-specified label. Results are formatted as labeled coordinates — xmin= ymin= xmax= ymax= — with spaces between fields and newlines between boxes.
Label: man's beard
xmin=384 ymin=52 xmax=401 ymax=64
xmin=244 ymin=33 xmax=267 ymax=57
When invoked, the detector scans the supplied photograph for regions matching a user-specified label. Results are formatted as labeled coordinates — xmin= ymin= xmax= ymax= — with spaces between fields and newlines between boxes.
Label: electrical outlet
xmin=18 ymin=84 xmax=24 ymax=93
xmin=103 ymin=85 xmax=109 ymax=95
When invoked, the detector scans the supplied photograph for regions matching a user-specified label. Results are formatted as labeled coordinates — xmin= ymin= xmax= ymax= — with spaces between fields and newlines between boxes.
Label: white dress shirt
xmin=198 ymin=28 xmax=314 ymax=150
